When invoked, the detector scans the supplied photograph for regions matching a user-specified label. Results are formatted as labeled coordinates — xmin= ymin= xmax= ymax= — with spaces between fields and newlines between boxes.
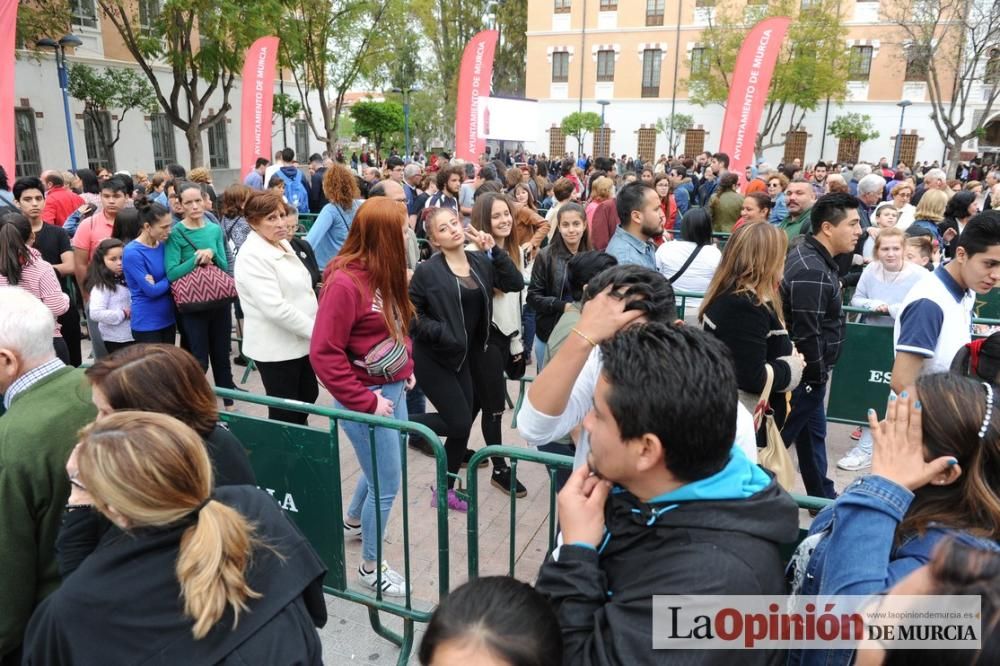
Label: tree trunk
xmin=945 ymin=141 xmax=963 ymax=178
xmin=186 ymin=125 xmax=205 ymax=168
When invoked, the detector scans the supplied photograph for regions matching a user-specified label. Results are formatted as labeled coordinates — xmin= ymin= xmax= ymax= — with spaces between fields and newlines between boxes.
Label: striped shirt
xmin=0 ymin=248 xmax=70 ymax=335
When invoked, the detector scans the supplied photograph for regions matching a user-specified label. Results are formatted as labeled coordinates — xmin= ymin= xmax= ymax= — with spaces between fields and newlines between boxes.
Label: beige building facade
xmin=525 ymin=0 xmax=998 ymax=166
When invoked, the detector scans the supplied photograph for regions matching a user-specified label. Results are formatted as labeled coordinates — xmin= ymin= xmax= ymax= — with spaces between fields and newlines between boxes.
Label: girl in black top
xmin=527 ymin=202 xmax=591 ymax=371
xmin=699 ymin=223 xmax=805 ymax=430
xmin=409 ymin=207 xmax=524 ymax=511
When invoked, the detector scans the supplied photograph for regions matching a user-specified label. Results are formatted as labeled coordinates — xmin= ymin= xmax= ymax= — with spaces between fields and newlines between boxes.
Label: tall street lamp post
xmin=36 ymin=34 xmax=84 ymax=171
xmin=893 ymin=100 xmax=913 ymax=168
xmin=392 ymin=87 xmax=417 ymax=161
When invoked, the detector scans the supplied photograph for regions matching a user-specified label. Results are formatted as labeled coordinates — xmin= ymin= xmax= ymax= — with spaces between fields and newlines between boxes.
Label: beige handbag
xmin=754 ymin=364 xmax=797 ymax=491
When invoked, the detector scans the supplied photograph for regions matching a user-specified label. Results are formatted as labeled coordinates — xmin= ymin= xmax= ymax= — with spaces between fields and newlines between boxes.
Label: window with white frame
xmin=597 ymin=50 xmax=616 ymax=82
xmin=552 ymin=51 xmax=570 ymax=82
xmin=70 ymin=0 xmax=98 ymax=29
xmin=150 ymin=113 xmax=176 ymax=171
xmin=14 ymin=109 xmax=41 ymax=177
xmin=207 ymin=117 xmax=230 ymax=169
xmin=84 ymin=111 xmax=116 ymax=172
xmin=642 ymin=49 xmax=662 ymax=98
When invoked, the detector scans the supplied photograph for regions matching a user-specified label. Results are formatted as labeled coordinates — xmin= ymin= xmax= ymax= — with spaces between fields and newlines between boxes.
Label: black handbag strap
xmin=668 ymin=244 xmax=704 ymax=284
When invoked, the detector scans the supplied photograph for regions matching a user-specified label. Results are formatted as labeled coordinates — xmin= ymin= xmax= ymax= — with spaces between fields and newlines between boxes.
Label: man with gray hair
xmin=0 ymin=287 xmax=96 ymax=663
xmin=848 ymin=163 xmax=872 ymax=197
xmin=912 ymin=167 xmax=947 ymax=206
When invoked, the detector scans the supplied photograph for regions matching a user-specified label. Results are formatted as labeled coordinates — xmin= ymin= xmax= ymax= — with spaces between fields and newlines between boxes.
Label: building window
xmin=294 ymin=119 xmax=310 ymax=163
xmin=70 ymin=0 xmax=98 ymax=29
xmin=554 ymin=0 xmax=571 ymax=14
xmin=690 ymin=47 xmax=711 ymax=78
xmin=207 ymin=118 xmax=230 ymax=169
xmin=600 ymin=0 xmax=617 ymax=9
xmin=552 ymin=51 xmax=570 ymax=83
xmin=848 ymin=45 xmax=873 ymax=80
xmin=684 ymin=128 xmax=706 ymax=156
xmin=646 ymin=0 xmax=665 ymax=26
xmin=84 ymin=111 xmax=116 ymax=172
xmin=801 ymin=0 xmax=820 ymax=8
xmin=904 ymin=45 xmax=931 ymax=82
xmin=783 ymin=130 xmax=807 ymax=164
xmin=549 ymin=125 xmax=566 ymax=159
xmin=641 ymin=49 xmax=662 ymax=98
xmin=150 ymin=113 xmax=176 ymax=171
xmin=139 ymin=0 xmax=161 ymax=34
xmin=597 ymin=50 xmax=616 ymax=82
xmin=14 ymin=109 xmax=41 ymax=178
xmin=899 ymin=133 xmax=919 ymax=167
xmin=984 ymin=48 xmax=1000 ymax=85
xmin=637 ymin=127 xmax=657 ymax=164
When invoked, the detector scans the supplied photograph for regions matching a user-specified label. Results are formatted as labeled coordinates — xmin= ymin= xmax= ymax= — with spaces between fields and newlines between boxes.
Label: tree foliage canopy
xmin=828 ymin=113 xmax=880 ymax=142
xmin=350 ymin=100 xmax=405 ymax=158
xmin=562 ymin=111 xmax=603 ymax=153
xmin=688 ymin=0 xmax=850 ymax=153
xmin=67 ymin=64 xmax=157 ymax=153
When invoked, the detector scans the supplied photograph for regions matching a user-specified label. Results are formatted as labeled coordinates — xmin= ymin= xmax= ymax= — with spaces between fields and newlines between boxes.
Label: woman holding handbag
xmin=469 ymin=192 xmax=529 ymax=497
xmin=165 ymin=181 xmax=237 ymax=406
xmin=309 ymin=197 xmax=415 ymax=598
xmin=699 ymin=223 xmax=805 ymax=443
xmin=235 ymin=192 xmax=319 ymax=425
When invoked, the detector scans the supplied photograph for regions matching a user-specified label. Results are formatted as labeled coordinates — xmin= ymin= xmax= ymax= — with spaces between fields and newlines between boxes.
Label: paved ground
xmin=83 ymin=339 xmax=866 ymax=665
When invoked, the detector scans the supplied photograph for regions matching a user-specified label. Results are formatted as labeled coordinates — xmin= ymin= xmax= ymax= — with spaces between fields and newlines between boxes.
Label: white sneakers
xmin=358 ymin=561 xmax=408 ymax=597
xmin=837 ymin=447 xmax=872 ymax=471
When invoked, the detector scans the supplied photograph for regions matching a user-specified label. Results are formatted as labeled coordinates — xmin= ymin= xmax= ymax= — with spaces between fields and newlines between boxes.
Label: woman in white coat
xmin=235 ymin=191 xmax=319 ymax=424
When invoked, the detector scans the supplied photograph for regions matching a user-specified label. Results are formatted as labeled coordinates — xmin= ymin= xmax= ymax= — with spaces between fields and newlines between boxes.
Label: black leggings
xmin=103 ymin=340 xmax=135 ymax=355
xmin=470 ymin=327 xmax=510 ymax=468
xmin=256 ymin=355 xmax=319 ymax=425
xmin=410 ymin=344 xmax=476 ymax=488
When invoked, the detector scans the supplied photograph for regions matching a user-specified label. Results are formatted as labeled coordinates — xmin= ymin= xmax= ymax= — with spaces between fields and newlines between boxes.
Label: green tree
xmin=67 ymin=64 xmax=158 ymax=166
xmin=656 ymin=113 xmax=694 ymax=155
xmin=885 ymin=0 xmax=1000 ymax=175
xmin=492 ymin=0 xmax=527 ymax=97
xmin=410 ymin=0 xmax=490 ymax=117
xmin=350 ymin=100 xmax=404 ymax=160
xmin=403 ymin=89 xmax=448 ymax=152
xmin=688 ymin=0 xmax=850 ymax=155
xmin=561 ymin=111 xmax=603 ymax=155
xmin=96 ymin=0 xmax=283 ymax=166
xmin=828 ymin=113 xmax=880 ymax=142
xmin=16 ymin=1 xmax=71 ymax=51
xmin=279 ymin=0 xmax=403 ymax=152
xmin=271 ymin=93 xmax=302 ymax=139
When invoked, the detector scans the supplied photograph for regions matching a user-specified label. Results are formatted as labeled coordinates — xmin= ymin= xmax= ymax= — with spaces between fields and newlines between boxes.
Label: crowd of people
xmin=2 ymin=142 xmax=1000 ymax=665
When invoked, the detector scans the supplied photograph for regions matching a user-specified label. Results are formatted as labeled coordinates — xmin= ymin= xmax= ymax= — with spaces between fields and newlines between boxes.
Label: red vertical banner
xmin=717 ymin=17 xmax=791 ymax=184
xmin=0 ymin=1 xmax=19 ymax=179
xmin=455 ymin=30 xmax=499 ymax=163
xmin=240 ymin=36 xmax=280 ymax=178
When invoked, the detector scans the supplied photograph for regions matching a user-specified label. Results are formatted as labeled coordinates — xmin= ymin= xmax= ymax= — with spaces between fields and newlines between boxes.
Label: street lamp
xmin=392 ymin=87 xmax=419 ymax=161
xmin=893 ymin=100 xmax=913 ymax=168
xmin=36 ymin=34 xmax=83 ymax=171
xmin=596 ymin=100 xmax=610 ymax=157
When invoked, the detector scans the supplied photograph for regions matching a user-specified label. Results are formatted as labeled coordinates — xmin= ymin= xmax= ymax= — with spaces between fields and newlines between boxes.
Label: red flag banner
xmin=717 ymin=17 xmax=791 ymax=184
xmin=455 ymin=30 xmax=499 ymax=163
xmin=240 ymin=36 xmax=280 ymax=178
xmin=0 ymin=1 xmax=19 ymax=179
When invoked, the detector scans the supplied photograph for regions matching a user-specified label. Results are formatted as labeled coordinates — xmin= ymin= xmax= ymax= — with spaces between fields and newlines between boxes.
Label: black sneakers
xmin=407 ymin=435 xmax=436 ymax=457
xmin=491 ymin=465 xmax=527 ymax=498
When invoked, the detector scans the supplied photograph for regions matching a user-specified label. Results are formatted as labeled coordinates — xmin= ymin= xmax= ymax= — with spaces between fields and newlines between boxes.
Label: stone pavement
xmin=82 ymin=339 xmax=866 ymax=664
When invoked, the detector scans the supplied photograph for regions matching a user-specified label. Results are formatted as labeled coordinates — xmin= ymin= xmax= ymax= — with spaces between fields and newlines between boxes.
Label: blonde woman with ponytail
xmin=22 ymin=412 xmax=327 ymax=664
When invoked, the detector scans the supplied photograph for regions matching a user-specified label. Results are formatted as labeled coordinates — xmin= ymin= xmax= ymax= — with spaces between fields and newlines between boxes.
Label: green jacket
xmin=0 ymin=367 xmax=95 ymax=658
xmin=710 ymin=190 xmax=745 ymax=233
xmin=779 ymin=207 xmax=813 ymax=241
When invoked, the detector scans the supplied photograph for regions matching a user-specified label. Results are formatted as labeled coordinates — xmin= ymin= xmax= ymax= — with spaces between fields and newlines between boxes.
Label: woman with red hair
xmin=310 ymin=197 xmax=415 ymax=598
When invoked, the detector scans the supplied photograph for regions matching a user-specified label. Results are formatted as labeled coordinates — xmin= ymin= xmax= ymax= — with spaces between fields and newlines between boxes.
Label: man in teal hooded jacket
xmin=534 ymin=322 xmax=799 ymax=665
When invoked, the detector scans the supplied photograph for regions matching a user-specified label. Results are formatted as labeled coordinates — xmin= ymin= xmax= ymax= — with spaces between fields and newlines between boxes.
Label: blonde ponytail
xmin=75 ymin=411 xmax=264 ymax=641
xmin=176 ymin=500 xmax=261 ymax=639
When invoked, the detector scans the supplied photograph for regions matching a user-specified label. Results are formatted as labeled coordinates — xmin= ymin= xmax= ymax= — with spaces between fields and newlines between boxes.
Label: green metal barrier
xmin=212 ymin=388 xmax=449 ymax=665
xmin=826 ymin=321 xmax=895 ymax=426
xmin=464 ymin=446 xmax=833 ymax=578
xmin=297 ymin=212 xmax=319 ymax=235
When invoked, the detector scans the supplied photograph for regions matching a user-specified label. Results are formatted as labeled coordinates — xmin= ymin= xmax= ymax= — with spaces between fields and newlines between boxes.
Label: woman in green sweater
xmin=165 ymin=182 xmax=236 ymax=404
xmin=708 ymin=171 xmax=745 ymax=233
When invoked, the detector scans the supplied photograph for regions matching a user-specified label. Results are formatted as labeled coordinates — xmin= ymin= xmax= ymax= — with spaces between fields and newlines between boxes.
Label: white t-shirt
xmin=893 ymin=266 xmax=974 ymax=375
xmin=654 ymin=240 xmax=722 ymax=312
xmin=517 ymin=346 xmax=758 ymax=466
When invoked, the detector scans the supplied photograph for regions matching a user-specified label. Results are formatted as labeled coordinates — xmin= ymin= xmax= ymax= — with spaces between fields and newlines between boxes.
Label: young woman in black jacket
xmin=409 ymin=207 xmax=524 ymax=511
xmin=699 ymin=223 xmax=805 ymax=432
xmin=527 ymin=202 xmax=591 ymax=371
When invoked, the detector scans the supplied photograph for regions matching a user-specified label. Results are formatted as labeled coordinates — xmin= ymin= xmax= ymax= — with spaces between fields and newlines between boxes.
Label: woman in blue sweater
xmin=305 ymin=163 xmax=361 ymax=270
xmin=122 ymin=197 xmax=175 ymax=343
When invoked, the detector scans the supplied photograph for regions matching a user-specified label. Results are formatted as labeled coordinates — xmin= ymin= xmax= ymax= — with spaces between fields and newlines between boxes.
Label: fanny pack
xmin=353 ymin=338 xmax=409 ymax=380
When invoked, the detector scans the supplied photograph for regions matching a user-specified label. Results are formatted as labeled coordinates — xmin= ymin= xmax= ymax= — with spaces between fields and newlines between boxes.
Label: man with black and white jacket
xmin=780 ymin=193 xmax=861 ymax=500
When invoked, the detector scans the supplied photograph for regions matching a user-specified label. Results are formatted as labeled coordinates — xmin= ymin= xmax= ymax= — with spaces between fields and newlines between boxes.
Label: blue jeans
xmin=533 ymin=337 xmax=548 ymax=373
xmin=337 ymin=380 xmax=407 ymax=563
xmin=781 ymin=382 xmax=836 ymax=499
xmin=521 ymin=304 xmax=536 ymax=359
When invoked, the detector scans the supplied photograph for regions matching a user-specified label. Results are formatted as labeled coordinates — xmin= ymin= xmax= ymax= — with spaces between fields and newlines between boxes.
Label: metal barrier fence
xmin=212 ymin=388 xmax=449 ymax=665
xmin=463 ymin=445 xmax=834 ymax=579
